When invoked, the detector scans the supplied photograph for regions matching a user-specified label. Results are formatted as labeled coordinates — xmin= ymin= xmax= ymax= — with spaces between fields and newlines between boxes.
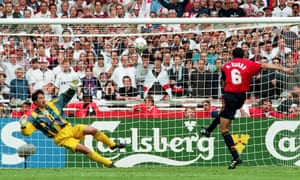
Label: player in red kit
xmin=199 ymin=48 xmax=293 ymax=169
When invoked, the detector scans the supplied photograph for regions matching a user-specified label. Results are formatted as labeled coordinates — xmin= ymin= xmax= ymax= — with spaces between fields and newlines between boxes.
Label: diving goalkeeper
xmin=19 ymin=80 xmax=124 ymax=168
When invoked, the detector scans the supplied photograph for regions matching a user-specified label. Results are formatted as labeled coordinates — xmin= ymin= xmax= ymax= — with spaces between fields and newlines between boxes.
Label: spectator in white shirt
xmin=272 ymin=0 xmax=292 ymax=17
xmin=59 ymin=29 xmax=73 ymax=49
xmin=93 ymin=54 xmax=105 ymax=78
xmin=241 ymin=0 xmax=259 ymax=17
xmin=74 ymin=59 xmax=86 ymax=79
xmin=26 ymin=57 xmax=40 ymax=82
xmin=161 ymin=52 xmax=173 ymax=72
xmin=35 ymin=1 xmax=51 ymax=18
xmin=0 ymin=52 xmax=22 ymax=84
xmin=261 ymin=40 xmax=275 ymax=62
xmin=110 ymin=54 xmax=136 ymax=89
xmin=271 ymin=37 xmax=291 ymax=65
xmin=54 ymin=59 xmax=79 ymax=97
xmin=101 ymin=43 xmax=113 ymax=67
xmin=57 ymin=0 xmax=70 ymax=18
xmin=73 ymin=38 xmax=85 ymax=62
xmin=30 ymin=57 xmax=55 ymax=93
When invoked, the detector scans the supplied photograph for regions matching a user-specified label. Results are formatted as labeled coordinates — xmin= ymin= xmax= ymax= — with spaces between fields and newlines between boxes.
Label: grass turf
xmin=1 ymin=166 xmax=299 ymax=180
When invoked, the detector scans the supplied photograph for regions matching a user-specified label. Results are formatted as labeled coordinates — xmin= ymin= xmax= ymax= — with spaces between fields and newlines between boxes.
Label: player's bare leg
xmin=83 ymin=126 xmax=125 ymax=150
xmin=75 ymin=143 xmax=115 ymax=168
xmin=220 ymin=117 xmax=242 ymax=169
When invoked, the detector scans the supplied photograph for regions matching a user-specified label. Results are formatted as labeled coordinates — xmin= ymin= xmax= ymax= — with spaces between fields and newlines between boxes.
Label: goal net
xmin=0 ymin=18 xmax=299 ymax=168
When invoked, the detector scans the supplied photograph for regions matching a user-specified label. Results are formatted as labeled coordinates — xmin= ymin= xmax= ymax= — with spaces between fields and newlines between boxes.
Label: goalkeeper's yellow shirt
xmin=21 ymin=89 xmax=75 ymax=137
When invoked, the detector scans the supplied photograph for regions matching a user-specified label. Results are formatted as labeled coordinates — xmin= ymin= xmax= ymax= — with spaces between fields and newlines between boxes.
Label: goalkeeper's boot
xmin=199 ymin=127 xmax=211 ymax=137
xmin=69 ymin=79 xmax=79 ymax=90
xmin=110 ymin=142 xmax=125 ymax=150
xmin=228 ymin=158 xmax=242 ymax=169
xmin=106 ymin=163 xmax=116 ymax=168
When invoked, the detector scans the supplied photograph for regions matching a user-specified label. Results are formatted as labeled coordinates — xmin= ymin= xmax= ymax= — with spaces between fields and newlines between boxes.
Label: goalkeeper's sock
xmin=206 ymin=116 xmax=220 ymax=133
xmin=94 ymin=131 xmax=116 ymax=148
xmin=222 ymin=132 xmax=239 ymax=160
xmin=87 ymin=151 xmax=112 ymax=166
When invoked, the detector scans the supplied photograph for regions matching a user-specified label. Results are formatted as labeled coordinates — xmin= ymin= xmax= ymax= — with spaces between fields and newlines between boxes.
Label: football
xmin=17 ymin=144 xmax=35 ymax=157
xmin=134 ymin=37 xmax=147 ymax=53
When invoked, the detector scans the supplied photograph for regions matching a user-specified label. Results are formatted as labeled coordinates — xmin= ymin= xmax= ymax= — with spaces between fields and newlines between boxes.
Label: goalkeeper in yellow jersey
xmin=19 ymin=80 xmax=125 ymax=168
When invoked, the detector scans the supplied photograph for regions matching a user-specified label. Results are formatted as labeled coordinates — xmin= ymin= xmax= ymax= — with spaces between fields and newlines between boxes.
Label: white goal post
xmin=0 ymin=17 xmax=300 ymax=24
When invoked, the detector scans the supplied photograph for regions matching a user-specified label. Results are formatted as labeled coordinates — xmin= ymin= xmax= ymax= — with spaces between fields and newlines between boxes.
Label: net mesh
xmin=0 ymin=19 xmax=299 ymax=168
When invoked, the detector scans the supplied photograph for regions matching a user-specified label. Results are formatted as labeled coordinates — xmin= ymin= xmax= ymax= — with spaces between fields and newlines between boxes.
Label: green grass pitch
xmin=1 ymin=166 xmax=299 ymax=180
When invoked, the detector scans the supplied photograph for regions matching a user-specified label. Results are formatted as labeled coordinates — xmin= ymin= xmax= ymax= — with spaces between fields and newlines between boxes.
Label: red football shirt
xmin=222 ymin=58 xmax=262 ymax=93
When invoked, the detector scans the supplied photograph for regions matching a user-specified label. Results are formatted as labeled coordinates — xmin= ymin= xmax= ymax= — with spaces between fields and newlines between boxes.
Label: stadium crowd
xmin=1 ymin=0 xmax=300 ymax=118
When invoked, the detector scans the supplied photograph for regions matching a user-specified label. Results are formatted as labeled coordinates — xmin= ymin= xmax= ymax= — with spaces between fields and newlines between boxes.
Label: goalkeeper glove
xmin=19 ymin=115 xmax=28 ymax=129
xmin=70 ymin=79 xmax=79 ymax=90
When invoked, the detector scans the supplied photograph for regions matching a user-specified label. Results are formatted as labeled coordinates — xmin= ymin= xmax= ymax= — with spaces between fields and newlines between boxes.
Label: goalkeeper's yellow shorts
xmin=53 ymin=124 xmax=85 ymax=152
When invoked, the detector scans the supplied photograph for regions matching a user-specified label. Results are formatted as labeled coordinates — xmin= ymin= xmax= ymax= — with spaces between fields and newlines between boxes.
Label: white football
xmin=134 ymin=37 xmax=147 ymax=53
xmin=17 ymin=144 xmax=35 ymax=157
